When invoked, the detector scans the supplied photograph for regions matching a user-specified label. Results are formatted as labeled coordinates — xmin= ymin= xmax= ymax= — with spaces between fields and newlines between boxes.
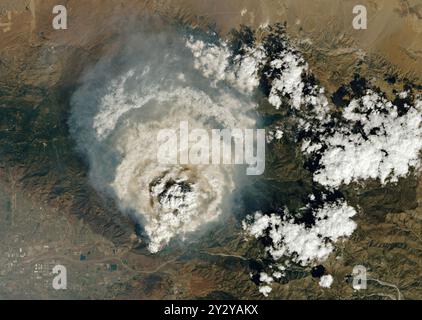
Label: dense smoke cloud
xmin=69 ymin=24 xmax=261 ymax=252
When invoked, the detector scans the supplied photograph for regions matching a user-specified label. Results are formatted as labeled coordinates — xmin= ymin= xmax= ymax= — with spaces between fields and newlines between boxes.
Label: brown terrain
xmin=0 ymin=0 xmax=421 ymax=299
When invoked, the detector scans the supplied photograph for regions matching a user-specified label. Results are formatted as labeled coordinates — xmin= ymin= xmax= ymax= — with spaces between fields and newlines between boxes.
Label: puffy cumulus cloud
xmin=258 ymin=272 xmax=274 ymax=296
xmin=69 ymin=29 xmax=260 ymax=253
xmin=262 ymin=34 xmax=331 ymax=125
xmin=241 ymin=24 xmax=421 ymax=295
xmin=313 ymin=91 xmax=422 ymax=188
xmin=258 ymin=285 xmax=272 ymax=297
xmin=226 ymin=23 xmax=420 ymax=296
xmin=186 ymin=37 xmax=266 ymax=93
xmin=266 ymin=126 xmax=283 ymax=143
xmin=243 ymin=198 xmax=356 ymax=296
xmin=243 ymin=200 xmax=357 ymax=266
xmin=268 ymin=54 xmax=307 ymax=110
xmin=319 ymin=274 xmax=334 ymax=288
xmin=261 ymin=35 xmax=422 ymax=188
xmin=257 ymin=26 xmax=422 ymax=188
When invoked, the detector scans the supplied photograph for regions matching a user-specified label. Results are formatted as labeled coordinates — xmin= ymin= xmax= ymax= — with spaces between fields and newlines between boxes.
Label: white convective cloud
xmin=243 ymin=200 xmax=357 ymax=266
xmin=265 ymin=45 xmax=331 ymax=124
xmin=313 ymin=91 xmax=422 ymax=188
xmin=319 ymin=275 xmax=334 ymax=288
xmin=69 ymin=31 xmax=261 ymax=253
xmin=186 ymin=37 xmax=267 ymax=93
xmin=243 ymin=27 xmax=421 ymax=295
xmin=260 ymin=31 xmax=422 ymax=188
xmin=268 ymin=38 xmax=422 ymax=188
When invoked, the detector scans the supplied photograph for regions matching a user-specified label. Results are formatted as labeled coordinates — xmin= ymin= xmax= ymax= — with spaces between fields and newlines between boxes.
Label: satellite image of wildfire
xmin=1 ymin=0 xmax=422 ymax=301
